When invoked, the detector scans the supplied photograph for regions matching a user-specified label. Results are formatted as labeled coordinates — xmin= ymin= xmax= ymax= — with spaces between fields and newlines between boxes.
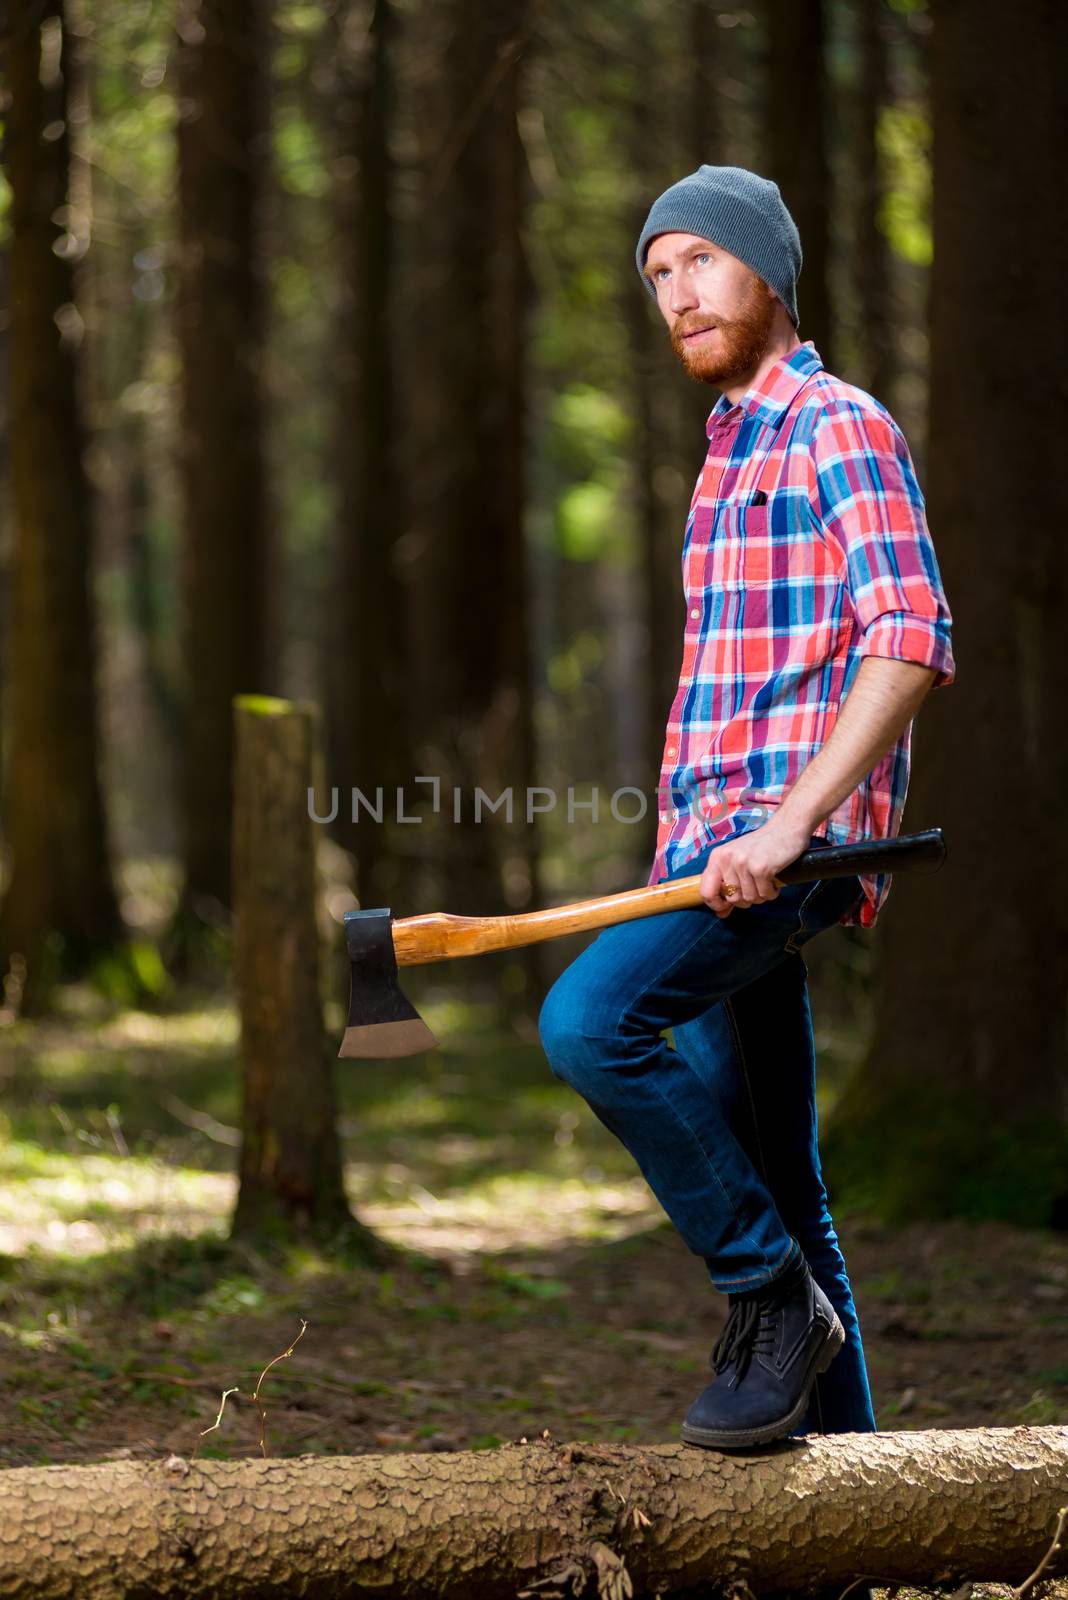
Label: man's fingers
xmin=699 ymin=868 xmax=734 ymax=916
xmin=736 ymin=868 xmax=762 ymax=905
xmin=702 ymin=860 xmax=784 ymax=912
xmin=716 ymin=864 xmax=762 ymax=908
xmin=708 ymin=870 xmax=754 ymax=913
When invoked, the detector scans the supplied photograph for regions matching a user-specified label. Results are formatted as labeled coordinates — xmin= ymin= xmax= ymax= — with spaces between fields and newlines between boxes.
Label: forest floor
xmin=1 ymin=975 xmax=1066 ymax=1595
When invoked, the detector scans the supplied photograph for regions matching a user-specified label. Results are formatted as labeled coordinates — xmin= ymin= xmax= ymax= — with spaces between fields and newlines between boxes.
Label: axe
xmin=338 ymin=827 xmax=946 ymax=1060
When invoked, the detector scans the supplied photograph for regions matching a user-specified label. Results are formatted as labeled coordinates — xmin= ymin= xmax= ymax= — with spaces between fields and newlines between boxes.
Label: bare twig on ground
xmin=250 ymin=1320 xmax=308 ymax=1458
xmin=1012 ymin=1504 xmax=1068 ymax=1600
xmin=182 ymin=1320 xmax=309 ymax=1460
xmin=192 ymin=1386 xmax=238 ymax=1460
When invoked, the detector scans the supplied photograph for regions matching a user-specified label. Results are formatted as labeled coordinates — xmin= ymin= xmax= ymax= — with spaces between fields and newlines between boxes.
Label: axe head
xmin=338 ymin=909 xmax=439 ymax=1060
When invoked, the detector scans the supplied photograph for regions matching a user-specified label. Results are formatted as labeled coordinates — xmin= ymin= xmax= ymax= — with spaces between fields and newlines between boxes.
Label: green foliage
xmin=232 ymin=695 xmax=295 ymax=717
xmin=551 ymin=385 xmax=631 ymax=475
xmin=480 ymin=1261 xmax=571 ymax=1301
xmin=274 ymin=105 xmax=331 ymax=199
xmin=89 ymin=940 xmax=171 ymax=1007
xmin=879 ymin=104 xmax=933 ymax=266
xmin=276 ymin=2 xmax=329 ymax=38
xmin=555 ymin=482 xmax=616 ymax=560
xmin=546 ymin=630 xmax=603 ymax=694
xmin=1017 ymin=1389 xmax=1063 ymax=1426
xmin=199 ymin=1274 xmax=267 ymax=1317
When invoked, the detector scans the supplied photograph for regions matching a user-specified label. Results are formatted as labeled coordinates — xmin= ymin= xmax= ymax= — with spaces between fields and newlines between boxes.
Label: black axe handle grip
xmin=772 ymin=826 xmax=945 ymax=885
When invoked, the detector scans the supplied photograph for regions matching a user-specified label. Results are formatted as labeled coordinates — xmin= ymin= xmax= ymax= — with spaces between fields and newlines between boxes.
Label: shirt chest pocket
xmin=704 ymin=500 xmax=771 ymax=590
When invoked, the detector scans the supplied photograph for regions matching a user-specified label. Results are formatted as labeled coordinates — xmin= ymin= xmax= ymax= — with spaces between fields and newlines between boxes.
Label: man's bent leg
xmin=537 ymin=840 xmax=834 ymax=1293
xmin=671 ymin=887 xmax=877 ymax=1434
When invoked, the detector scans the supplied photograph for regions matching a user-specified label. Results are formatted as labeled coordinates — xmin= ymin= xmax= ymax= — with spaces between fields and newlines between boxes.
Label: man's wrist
xmin=773 ymin=792 xmax=825 ymax=839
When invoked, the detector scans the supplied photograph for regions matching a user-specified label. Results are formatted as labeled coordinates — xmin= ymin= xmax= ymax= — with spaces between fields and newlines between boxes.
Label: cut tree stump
xmin=230 ymin=695 xmax=356 ymax=1241
xmin=0 ymin=1428 xmax=1065 ymax=1598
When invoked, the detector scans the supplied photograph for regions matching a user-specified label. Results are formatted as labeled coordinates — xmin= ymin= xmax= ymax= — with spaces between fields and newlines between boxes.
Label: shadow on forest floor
xmin=0 ymin=983 xmax=1066 ymax=1500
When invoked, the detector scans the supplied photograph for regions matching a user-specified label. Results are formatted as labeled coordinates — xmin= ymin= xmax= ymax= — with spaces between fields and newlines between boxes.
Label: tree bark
xmin=230 ymin=697 xmax=361 ymax=1241
xmin=854 ymin=0 xmax=895 ymax=406
xmin=175 ymin=0 xmax=273 ymax=929
xmin=623 ymin=12 xmax=686 ymax=818
xmin=326 ymin=0 xmax=412 ymax=913
xmin=825 ymin=0 xmax=1068 ymax=1228
xmin=689 ymin=0 xmax=722 ymax=165
xmin=0 ymin=1428 xmax=1065 ymax=1597
xmin=404 ymin=0 xmax=539 ymax=932
xmin=764 ymin=0 xmax=834 ymax=367
xmin=0 ymin=0 xmax=122 ymax=1009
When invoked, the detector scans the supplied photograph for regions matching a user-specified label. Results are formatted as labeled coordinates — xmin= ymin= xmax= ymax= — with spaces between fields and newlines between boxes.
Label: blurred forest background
xmin=0 ymin=0 xmax=1066 ymax=1470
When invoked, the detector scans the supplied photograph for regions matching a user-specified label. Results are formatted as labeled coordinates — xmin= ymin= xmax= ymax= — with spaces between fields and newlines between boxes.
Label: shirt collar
xmin=706 ymin=341 xmax=824 ymax=436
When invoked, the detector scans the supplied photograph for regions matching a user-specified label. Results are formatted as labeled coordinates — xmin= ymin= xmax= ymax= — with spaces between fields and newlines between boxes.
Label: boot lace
xmin=710 ymin=1277 xmax=793 ymax=1382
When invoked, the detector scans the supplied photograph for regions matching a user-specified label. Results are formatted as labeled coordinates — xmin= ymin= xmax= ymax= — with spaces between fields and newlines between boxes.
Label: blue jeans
xmin=538 ymin=833 xmax=877 ymax=1435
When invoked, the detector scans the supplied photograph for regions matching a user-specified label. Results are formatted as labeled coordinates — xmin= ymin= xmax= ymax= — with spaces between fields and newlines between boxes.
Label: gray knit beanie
xmin=635 ymin=165 xmax=802 ymax=328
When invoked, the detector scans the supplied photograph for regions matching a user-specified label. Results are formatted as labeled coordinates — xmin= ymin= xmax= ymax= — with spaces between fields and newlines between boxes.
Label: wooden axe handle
xmin=391 ymin=828 xmax=946 ymax=968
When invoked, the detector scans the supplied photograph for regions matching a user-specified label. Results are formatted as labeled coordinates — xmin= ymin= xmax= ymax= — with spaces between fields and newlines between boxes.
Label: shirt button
xmin=667 ymin=745 xmax=677 ymax=756
xmin=659 ymin=813 xmax=667 ymax=823
xmin=690 ymin=608 xmax=700 ymax=619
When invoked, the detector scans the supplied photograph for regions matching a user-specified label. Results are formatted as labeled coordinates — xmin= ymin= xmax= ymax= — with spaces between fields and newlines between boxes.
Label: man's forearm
xmin=775 ymin=655 xmax=937 ymax=837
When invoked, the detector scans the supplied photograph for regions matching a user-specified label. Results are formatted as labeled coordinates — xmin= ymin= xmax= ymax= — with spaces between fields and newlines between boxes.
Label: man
xmin=538 ymin=165 xmax=954 ymax=1450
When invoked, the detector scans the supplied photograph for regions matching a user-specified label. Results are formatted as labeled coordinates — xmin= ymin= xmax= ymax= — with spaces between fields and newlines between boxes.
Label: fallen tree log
xmin=0 ymin=1427 xmax=1066 ymax=1599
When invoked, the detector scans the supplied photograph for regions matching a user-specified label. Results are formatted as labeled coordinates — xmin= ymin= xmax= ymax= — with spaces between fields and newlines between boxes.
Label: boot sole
xmin=679 ymin=1311 xmax=846 ymax=1451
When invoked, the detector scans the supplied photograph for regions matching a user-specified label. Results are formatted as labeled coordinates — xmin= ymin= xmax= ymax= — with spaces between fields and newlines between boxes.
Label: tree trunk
xmin=623 ymin=15 xmax=686 ymax=818
xmin=326 ymin=0 xmax=412 ymax=914
xmin=0 ymin=246 xmax=7 ymax=799
xmin=0 ymin=1428 xmax=1065 ymax=1597
xmin=404 ymin=0 xmax=539 ymax=934
xmin=0 ymin=0 xmax=122 ymax=1010
xmin=174 ymin=0 xmax=273 ymax=932
xmin=854 ymin=0 xmax=895 ymax=405
xmin=93 ymin=191 xmax=180 ymax=859
xmin=825 ymin=0 xmax=1068 ymax=1227
xmin=689 ymin=0 xmax=722 ymax=164
xmin=629 ymin=293 xmax=679 ymax=809
xmin=230 ymin=697 xmax=364 ymax=1243
xmin=764 ymin=0 xmax=833 ymax=366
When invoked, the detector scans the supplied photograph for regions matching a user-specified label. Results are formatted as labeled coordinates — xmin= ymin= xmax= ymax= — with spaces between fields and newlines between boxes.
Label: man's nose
xmin=668 ymin=278 xmax=699 ymax=316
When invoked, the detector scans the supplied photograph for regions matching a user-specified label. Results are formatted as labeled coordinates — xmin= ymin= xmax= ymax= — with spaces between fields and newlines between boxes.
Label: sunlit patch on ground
xmin=350 ymin=1168 xmax=662 ymax=1259
xmin=0 ymin=1136 xmax=661 ymax=1262
xmin=0 ymin=1143 xmax=234 ymax=1256
xmin=3 ymin=997 xmax=239 ymax=1055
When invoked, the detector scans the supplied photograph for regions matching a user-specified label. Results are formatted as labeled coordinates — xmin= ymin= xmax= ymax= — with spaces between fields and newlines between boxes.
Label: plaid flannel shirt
xmin=648 ymin=341 xmax=955 ymax=928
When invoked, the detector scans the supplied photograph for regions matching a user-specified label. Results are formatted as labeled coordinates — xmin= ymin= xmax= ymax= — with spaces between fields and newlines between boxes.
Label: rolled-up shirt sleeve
xmin=811 ymin=406 xmax=955 ymax=689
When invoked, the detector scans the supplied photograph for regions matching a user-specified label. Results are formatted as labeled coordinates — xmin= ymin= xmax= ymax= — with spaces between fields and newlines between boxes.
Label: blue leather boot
xmin=682 ymin=1256 xmax=845 ymax=1449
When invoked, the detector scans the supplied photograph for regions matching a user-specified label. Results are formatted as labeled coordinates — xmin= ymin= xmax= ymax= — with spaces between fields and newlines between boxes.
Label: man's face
xmin=642 ymin=231 xmax=778 ymax=387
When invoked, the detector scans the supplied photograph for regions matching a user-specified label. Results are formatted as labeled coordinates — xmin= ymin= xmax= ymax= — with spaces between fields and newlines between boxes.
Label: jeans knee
xmin=538 ymin=979 xmax=615 ymax=1087
xmin=537 ymin=984 xmax=579 ymax=1080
